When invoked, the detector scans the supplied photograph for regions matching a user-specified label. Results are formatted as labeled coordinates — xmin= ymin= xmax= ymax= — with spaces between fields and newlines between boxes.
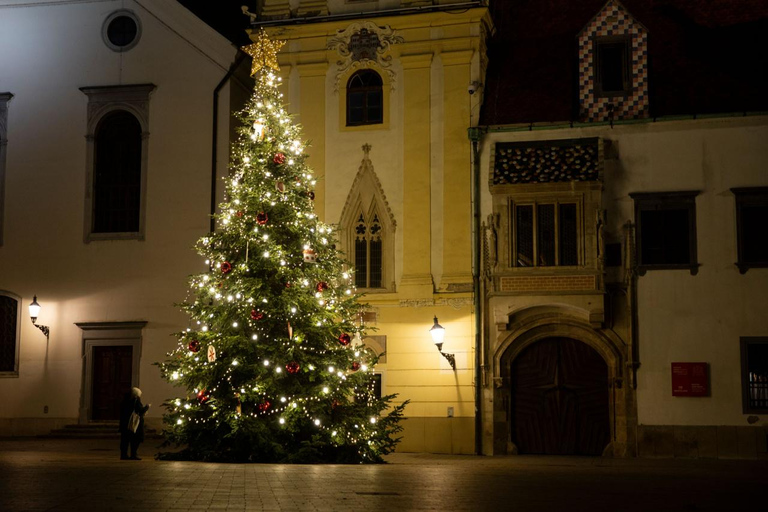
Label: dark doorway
xmin=511 ymin=337 xmax=609 ymax=455
xmin=91 ymin=345 xmax=133 ymax=421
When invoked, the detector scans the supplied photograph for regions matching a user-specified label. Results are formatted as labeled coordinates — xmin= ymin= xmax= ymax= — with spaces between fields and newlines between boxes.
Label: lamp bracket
xmin=439 ymin=349 xmax=456 ymax=371
xmin=34 ymin=323 xmax=50 ymax=340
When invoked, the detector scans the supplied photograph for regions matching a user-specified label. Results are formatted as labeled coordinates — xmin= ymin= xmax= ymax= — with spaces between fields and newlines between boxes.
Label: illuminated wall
xmin=0 ymin=0 xmax=240 ymax=435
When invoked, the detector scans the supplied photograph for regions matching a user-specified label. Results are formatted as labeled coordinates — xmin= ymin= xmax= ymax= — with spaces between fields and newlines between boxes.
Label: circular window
xmin=102 ymin=11 xmax=141 ymax=52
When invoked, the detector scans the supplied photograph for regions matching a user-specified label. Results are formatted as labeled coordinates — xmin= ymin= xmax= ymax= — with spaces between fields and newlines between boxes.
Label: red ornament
xmin=338 ymin=333 xmax=351 ymax=346
xmin=316 ymin=281 xmax=328 ymax=292
xmin=251 ymin=310 xmax=264 ymax=321
xmin=256 ymin=212 xmax=268 ymax=225
xmin=351 ymin=361 xmax=361 ymax=372
xmin=332 ymin=399 xmax=340 ymax=409
xmin=197 ymin=389 xmax=210 ymax=403
xmin=286 ymin=361 xmax=300 ymax=374
xmin=257 ymin=400 xmax=271 ymax=412
xmin=273 ymin=152 xmax=286 ymax=164
xmin=308 ymin=191 xmax=315 ymax=200
xmin=285 ymin=282 xmax=292 ymax=288
xmin=188 ymin=340 xmax=200 ymax=353
xmin=236 ymin=211 xmax=244 ymax=218
xmin=221 ymin=262 xmax=232 ymax=274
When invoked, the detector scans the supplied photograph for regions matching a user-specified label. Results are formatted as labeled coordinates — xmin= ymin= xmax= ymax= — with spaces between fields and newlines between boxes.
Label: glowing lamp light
xmin=28 ymin=296 xmax=50 ymax=340
xmin=429 ymin=316 xmax=456 ymax=370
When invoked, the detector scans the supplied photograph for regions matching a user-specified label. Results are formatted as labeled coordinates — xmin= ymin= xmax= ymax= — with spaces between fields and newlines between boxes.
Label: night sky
xmin=177 ymin=0 xmax=254 ymax=46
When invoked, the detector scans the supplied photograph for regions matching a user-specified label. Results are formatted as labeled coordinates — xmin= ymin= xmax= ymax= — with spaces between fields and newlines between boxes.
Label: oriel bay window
xmin=512 ymin=201 xmax=579 ymax=267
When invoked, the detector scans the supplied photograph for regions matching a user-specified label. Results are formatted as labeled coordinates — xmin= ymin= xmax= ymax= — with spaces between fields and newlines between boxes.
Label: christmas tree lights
xmin=157 ymin=30 xmax=406 ymax=463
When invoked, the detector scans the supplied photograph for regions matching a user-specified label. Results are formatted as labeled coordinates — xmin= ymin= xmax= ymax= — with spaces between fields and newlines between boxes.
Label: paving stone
xmin=0 ymin=438 xmax=767 ymax=511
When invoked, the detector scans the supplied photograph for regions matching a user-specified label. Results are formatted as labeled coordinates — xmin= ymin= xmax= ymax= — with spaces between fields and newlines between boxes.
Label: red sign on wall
xmin=671 ymin=362 xmax=708 ymax=397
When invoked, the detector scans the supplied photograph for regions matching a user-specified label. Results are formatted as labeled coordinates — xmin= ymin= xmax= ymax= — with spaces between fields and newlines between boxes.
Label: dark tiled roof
xmin=492 ymin=138 xmax=601 ymax=185
xmin=481 ymin=0 xmax=768 ymax=125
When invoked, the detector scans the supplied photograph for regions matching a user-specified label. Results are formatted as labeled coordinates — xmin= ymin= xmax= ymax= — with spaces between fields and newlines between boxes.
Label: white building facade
xmin=0 ymin=0 xmax=249 ymax=435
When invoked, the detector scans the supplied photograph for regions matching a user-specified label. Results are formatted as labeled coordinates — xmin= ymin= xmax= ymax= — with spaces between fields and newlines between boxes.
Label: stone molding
xmin=80 ymin=84 xmax=155 ymax=243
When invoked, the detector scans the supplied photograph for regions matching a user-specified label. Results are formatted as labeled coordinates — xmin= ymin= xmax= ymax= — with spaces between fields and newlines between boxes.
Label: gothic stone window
xmin=0 ymin=292 xmax=21 ymax=376
xmin=346 ymin=70 xmax=383 ymax=126
xmin=81 ymin=84 xmax=155 ymax=242
xmin=354 ymin=209 xmax=383 ymax=288
xmin=630 ymin=191 xmax=700 ymax=275
xmin=732 ymin=187 xmax=768 ymax=274
xmin=340 ymin=145 xmax=395 ymax=292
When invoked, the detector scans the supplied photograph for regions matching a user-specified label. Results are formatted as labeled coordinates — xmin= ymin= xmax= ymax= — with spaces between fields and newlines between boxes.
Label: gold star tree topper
xmin=243 ymin=29 xmax=286 ymax=76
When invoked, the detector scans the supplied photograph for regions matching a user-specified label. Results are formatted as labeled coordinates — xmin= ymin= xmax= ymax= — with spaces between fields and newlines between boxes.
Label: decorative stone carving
xmin=440 ymin=298 xmax=474 ymax=310
xmin=597 ymin=208 xmax=606 ymax=274
xmin=398 ymin=299 xmax=434 ymax=308
xmin=327 ymin=22 xmax=404 ymax=92
xmin=487 ymin=213 xmax=499 ymax=270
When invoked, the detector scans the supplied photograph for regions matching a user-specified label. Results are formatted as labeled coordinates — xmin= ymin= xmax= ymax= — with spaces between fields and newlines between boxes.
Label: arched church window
xmin=93 ymin=110 xmax=142 ymax=234
xmin=0 ymin=292 xmax=20 ymax=375
xmin=346 ymin=70 xmax=383 ymax=126
xmin=354 ymin=209 xmax=383 ymax=288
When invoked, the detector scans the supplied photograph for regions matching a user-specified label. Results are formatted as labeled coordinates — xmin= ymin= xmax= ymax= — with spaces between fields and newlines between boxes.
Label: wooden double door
xmin=511 ymin=337 xmax=609 ymax=455
xmin=91 ymin=345 xmax=133 ymax=421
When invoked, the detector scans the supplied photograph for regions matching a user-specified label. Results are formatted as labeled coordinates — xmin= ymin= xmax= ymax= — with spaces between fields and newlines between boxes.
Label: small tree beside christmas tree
xmin=157 ymin=31 xmax=407 ymax=463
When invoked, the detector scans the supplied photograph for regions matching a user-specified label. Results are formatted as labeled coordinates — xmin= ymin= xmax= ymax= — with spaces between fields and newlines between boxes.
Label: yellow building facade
xmin=252 ymin=3 xmax=492 ymax=453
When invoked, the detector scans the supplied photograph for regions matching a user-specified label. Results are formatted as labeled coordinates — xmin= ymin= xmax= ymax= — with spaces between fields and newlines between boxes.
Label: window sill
xmin=637 ymin=263 xmax=699 ymax=276
xmin=355 ymin=287 xmax=391 ymax=294
xmin=0 ymin=371 xmax=19 ymax=378
xmin=86 ymin=232 xmax=144 ymax=243
xmin=341 ymin=122 xmax=387 ymax=132
xmin=736 ymin=262 xmax=768 ymax=274
xmin=743 ymin=408 xmax=768 ymax=415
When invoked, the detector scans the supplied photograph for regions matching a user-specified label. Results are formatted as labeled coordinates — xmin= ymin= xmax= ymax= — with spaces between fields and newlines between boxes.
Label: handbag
xmin=127 ymin=400 xmax=140 ymax=433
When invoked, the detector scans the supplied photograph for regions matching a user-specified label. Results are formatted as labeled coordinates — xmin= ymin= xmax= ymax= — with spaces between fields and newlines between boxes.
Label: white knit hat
xmin=131 ymin=387 xmax=142 ymax=398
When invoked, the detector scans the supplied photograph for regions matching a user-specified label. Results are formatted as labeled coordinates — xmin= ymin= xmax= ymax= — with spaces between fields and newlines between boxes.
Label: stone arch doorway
xmin=490 ymin=311 xmax=634 ymax=457
xmin=511 ymin=337 xmax=609 ymax=455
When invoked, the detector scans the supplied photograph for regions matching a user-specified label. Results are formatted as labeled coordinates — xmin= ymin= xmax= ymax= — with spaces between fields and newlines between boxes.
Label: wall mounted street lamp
xmin=430 ymin=316 xmax=455 ymax=370
xmin=29 ymin=296 xmax=50 ymax=340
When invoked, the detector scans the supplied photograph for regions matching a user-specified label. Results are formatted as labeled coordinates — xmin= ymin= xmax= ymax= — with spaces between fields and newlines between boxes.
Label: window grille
xmin=741 ymin=337 xmax=768 ymax=414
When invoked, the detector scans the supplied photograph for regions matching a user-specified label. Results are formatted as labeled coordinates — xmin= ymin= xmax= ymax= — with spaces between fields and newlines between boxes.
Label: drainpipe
xmin=469 ymin=126 xmax=485 ymax=455
xmin=211 ymin=51 xmax=248 ymax=233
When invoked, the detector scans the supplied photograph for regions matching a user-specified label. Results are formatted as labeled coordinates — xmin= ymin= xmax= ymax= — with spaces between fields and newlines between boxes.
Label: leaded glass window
xmin=354 ymin=210 xmax=383 ymax=288
xmin=512 ymin=201 xmax=579 ymax=267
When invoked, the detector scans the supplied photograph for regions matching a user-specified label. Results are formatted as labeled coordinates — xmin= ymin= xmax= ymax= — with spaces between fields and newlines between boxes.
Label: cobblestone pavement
xmin=0 ymin=438 xmax=766 ymax=511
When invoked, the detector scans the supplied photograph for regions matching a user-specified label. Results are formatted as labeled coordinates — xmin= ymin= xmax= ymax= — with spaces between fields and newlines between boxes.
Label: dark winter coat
xmin=119 ymin=393 xmax=150 ymax=442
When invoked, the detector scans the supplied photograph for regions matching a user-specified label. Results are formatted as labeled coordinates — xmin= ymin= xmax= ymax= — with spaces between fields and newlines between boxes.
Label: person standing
xmin=119 ymin=387 xmax=150 ymax=460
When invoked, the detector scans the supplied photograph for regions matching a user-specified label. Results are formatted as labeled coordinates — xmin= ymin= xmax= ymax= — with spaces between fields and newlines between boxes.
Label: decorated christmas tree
xmin=157 ymin=31 xmax=407 ymax=463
